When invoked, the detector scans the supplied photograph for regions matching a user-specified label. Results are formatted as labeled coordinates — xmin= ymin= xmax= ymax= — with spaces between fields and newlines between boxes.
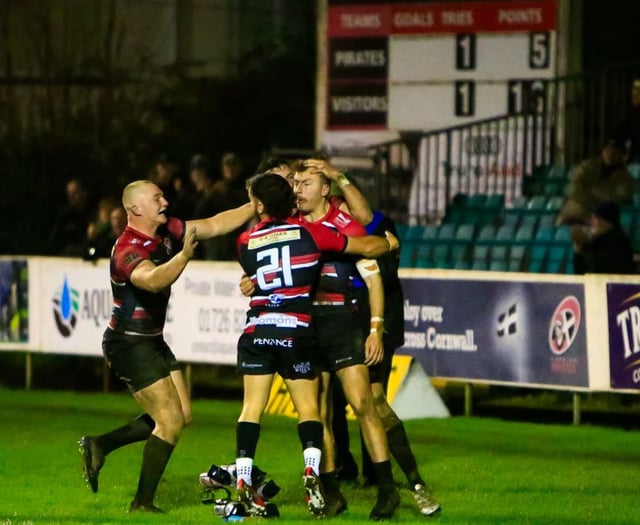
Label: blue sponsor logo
xmin=268 ymin=293 xmax=285 ymax=306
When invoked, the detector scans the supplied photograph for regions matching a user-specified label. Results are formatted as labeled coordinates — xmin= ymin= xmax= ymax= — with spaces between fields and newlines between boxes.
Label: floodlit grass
xmin=1 ymin=386 xmax=639 ymax=524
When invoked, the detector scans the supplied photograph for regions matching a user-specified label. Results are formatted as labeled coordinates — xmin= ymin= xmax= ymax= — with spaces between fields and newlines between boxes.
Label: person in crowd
xmin=233 ymin=173 xmax=399 ymax=518
xmin=571 ymin=200 xmax=635 ymax=275
xmin=78 ymin=179 xmax=254 ymax=513
xmin=86 ymin=197 xmax=120 ymax=242
xmin=197 ymin=152 xmax=248 ymax=260
xmin=556 ymin=140 xmax=635 ymax=226
xmin=189 ymin=153 xmax=222 ymax=260
xmin=84 ymin=205 xmax=127 ymax=259
xmin=150 ymin=153 xmax=195 ymax=220
xmin=47 ymin=178 xmax=95 ymax=256
xmin=291 ymin=160 xmax=400 ymax=520
xmin=331 ymin=208 xmax=441 ymax=517
xmin=614 ymin=78 xmax=640 ymax=164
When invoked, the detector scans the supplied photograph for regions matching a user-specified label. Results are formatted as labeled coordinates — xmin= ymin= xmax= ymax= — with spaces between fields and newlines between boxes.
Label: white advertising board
xmin=35 ymin=257 xmax=249 ymax=364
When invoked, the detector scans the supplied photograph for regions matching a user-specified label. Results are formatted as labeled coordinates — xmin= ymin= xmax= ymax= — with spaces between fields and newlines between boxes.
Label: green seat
xmin=476 ymin=224 xmax=497 ymax=244
xmin=489 ymin=260 xmax=508 ymax=272
xmin=547 ymin=245 xmax=569 ymax=274
xmin=471 ymin=259 xmax=488 ymax=271
xmin=508 ymin=244 xmax=527 ymax=272
xmin=527 ymin=243 xmax=548 ymax=273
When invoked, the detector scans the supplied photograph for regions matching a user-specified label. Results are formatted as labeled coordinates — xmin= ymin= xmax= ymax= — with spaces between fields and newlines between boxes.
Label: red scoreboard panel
xmin=325 ymin=0 xmax=557 ymax=136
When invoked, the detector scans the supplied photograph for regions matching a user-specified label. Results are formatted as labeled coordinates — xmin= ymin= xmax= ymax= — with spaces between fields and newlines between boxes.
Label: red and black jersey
xmin=237 ymin=217 xmax=348 ymax=335
xmin=107 ymin=217 xmax=185 ymax=335
xmin=295 ymin=205 xmax=366 ymax=306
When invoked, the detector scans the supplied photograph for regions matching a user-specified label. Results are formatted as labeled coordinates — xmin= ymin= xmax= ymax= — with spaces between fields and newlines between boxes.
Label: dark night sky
xmin=582 ymin=1 xmax=640 ymax=70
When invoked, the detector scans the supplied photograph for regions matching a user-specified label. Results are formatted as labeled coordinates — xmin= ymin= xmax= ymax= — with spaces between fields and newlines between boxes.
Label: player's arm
xmin=186 ymin=202 xmax=254 ymax=241
xmin=130 ymin=227 xmax=198 ymax=293
xmin=356 ymin=259 xmax=385 ymax=366
xmin=304 ymin=158 xmax=374 ymax=226
xmin=343 ymin=230 xmax=399 ymax=258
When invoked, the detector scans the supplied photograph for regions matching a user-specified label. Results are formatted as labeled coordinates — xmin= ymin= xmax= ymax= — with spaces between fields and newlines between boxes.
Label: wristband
xmin=336 ymin=173 xmax=351 ymax=188
xmin=371 ymin=316 xmax=384 ymax=323
xmin=370 ymin=328 xmax=379 ymax=333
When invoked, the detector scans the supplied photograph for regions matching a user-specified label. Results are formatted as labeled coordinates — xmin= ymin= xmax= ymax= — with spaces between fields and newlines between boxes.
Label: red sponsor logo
xmin=548 ymin=295 xmax=581 ymax=355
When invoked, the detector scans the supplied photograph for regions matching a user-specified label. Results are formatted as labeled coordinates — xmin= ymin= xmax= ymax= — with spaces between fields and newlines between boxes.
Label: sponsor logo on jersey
xmin=293 ymin=361 xmax=312 ymax=374
xmin=268 ymin=293 xmax=285 ymax=306
xmin=124 ymin=252 xmax=140 ymax=266
xmin=52 ymin=276 xmax=80 ymax=337
xmin=253 ymin=337 xmax=294 ymax=348
xmin=247 ymin=313 xmax=299 ymax=328
xmin=241 ymin=361 xmax=264 ymax=369
xmin=248 ymin=229 xmax=300 ymax=249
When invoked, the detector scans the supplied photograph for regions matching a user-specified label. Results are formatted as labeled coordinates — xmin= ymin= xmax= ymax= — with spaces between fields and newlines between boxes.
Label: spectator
xmin=203 ymin=152 xmax=249 ymax=260
xmin=84 ymin=206 xmax=127 ymax=260
xmin=189 ymin=154 xmax=220 ymax=260
xmin=47 ymin=178 xmax=95 ymax=256
xmin=556 ymin=140 xmax=635 ymax=225
xmin=572 ymin=201 xmax=635 ymax=274
xmin=150 ymin=153 xmax=195 ymax=220
xmin=86 ymin=196 xmax=119 ymax=244
xmin=614 ymin=78 xmax=640 ymax=163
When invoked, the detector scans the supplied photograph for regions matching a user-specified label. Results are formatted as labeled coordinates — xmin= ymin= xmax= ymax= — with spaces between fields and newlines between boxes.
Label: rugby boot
xmin=369 ymin=485 xmax=400 ymax=521
xmin=236 ymin=478 xmax=267 ymax=517
xmin=320 ymin=473 xmax=347 ymax=517
xmin=413 ymin=483 xmax=441 ymax=516
xmin=303 ymin=466 xmax=326 ymax=516
xmin=78 ymin=436 xmax=105 ymax=493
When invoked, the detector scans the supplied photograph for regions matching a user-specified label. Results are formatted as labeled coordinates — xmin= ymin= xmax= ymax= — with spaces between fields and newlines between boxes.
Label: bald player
xmin=78 ymin=180 xmax=253 ymax=513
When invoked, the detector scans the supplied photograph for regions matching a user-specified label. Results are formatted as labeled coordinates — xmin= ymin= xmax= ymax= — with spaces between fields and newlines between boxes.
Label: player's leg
xmin=130 ymin=374 xmax=185 ymax=512
xmin=169 ymin=368 xmax=192 ymax=426
xmin=317 ymin=370 xmax=347 ymax=516
xmin=331 ymin=378 xmax=359 ymax=481
xmin=337 ymin=364 xmax=399 ymax=521
xmin=79 ymin=334 xmax=163 ymax=494
xmin=235 ymin=373 xmax=273 ymax=513
xmin=286 ymin=376 xmax=325 ymax=516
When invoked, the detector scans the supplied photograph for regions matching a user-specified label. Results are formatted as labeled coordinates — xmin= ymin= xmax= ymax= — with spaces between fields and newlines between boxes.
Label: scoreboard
xmin=321 ymin=0 xmax=558 ymax=148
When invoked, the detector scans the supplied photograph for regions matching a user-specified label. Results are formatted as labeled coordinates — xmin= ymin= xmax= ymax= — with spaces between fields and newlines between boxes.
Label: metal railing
xmin=352 ymin=62 xmax=640 ymax=224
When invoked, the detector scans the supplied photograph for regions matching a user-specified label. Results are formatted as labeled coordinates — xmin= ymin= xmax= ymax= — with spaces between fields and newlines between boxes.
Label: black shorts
xmin=237 ymin=331 xmax=319 ymax=380
xmin=313 ymin=307 xmax=365 ymax=372
xmin=368 ymin=347 xmax=394 ymax=386
xmin=102 ymin=329 xmax=180 ymax=392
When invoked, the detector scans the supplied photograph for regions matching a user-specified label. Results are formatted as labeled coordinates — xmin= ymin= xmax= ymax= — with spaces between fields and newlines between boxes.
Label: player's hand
xmin=239 ymin=273 xmax=255 ymax=297
xmin=364 ymin=332 xmax=383 ymax=366
xmin=384 ymin=230 xmax=399 ymax=251
xmin=303 ymin=158 xmax=340 ymax=180
xmin=182 ymin=227 xmax=199 ymax=261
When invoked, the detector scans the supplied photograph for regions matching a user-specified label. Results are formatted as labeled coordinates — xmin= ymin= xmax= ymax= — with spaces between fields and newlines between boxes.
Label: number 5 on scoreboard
xmin=256 ymin=245 xmax=293 ymax=290
xmin=529 ymin=32 xmax=550 ymax=69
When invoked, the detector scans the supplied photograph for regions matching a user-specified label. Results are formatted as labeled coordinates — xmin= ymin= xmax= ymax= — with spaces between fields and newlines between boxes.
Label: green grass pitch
xmin=0 ymin=386 xmax=639 ymax=524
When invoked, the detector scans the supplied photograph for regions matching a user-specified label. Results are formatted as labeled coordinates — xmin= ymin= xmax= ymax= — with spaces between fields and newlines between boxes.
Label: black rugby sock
xmin=236 ymin=421 xmax=261 ymax=458
xmin=297 ymin=420 xmax=323 ymax=450
xmin=386 ymin=423 xmax=424 ymax=487
xmin=95 ymin=413 xmax=155 ymax=455
xmin=372 ymin=460 xmax=395 ymax=490
xmin=133 ymin=434 xmax=174 ymax=506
